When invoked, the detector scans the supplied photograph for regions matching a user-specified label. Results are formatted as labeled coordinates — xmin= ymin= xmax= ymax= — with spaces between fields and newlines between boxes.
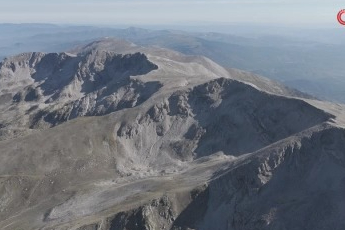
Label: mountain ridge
xmin=0 ymin=40 xmax=344 ymax=230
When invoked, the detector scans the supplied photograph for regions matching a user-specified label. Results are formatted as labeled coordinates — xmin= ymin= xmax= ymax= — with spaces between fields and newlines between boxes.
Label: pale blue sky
xmin=0 ymin=0 xmax=343 ymax=27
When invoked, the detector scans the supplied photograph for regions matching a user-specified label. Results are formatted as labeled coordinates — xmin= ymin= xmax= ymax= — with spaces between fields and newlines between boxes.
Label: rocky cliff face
xmin=0 ymin=51 xmax=159 ymax=139
xmin=0 ymin=40 xmax=344 ymax=230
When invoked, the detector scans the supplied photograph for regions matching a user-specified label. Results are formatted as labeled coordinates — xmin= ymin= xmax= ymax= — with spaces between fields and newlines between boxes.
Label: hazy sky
xmin=0 ymin=0 xmax=344 ymax=27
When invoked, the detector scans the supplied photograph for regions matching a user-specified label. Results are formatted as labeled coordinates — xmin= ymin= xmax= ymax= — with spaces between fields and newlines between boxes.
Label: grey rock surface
xmin=0 ymin=39 xmax=344 ymax=230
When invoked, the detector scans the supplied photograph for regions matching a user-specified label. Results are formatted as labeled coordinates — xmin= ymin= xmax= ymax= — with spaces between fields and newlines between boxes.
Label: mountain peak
xmin=1 ymin=39 xmax=345 ymax=230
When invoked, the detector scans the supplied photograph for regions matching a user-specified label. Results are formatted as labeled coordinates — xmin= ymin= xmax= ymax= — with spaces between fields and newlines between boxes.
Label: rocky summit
xmin=0 ymin=39 xmax=345 ymax=230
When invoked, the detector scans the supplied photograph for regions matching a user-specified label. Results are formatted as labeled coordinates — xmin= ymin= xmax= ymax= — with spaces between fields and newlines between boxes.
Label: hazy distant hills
xmin=116 ymin=29 xmax=345 ymax=103
xmin=1 ymin=39 xmax=345 ymax=230
xmin=0 ymin=24 xmax=345 ymax=102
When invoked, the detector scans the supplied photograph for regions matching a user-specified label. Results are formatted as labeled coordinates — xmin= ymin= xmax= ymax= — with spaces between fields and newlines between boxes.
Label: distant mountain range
xmin=0 ymin=24 xmax=345 ymax=102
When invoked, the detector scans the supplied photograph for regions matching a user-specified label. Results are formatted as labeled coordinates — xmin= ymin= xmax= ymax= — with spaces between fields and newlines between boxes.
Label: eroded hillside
xmin=0 ymin=40 xmax=344 ymax=230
